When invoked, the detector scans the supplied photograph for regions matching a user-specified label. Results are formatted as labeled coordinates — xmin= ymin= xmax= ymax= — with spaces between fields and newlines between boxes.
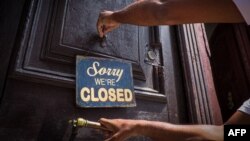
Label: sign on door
xmin=76 ymin=56 xmax=136 ymax=108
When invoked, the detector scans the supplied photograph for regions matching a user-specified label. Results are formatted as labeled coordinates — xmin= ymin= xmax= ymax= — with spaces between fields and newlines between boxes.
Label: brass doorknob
xmin=69 ymin=118 xmax=109 ymax=131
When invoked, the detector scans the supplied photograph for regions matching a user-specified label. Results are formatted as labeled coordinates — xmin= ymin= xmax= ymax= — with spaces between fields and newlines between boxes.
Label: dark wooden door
xmin=209 ymin=24 xmax=250 ymax=122
xmin=0 ymin=0 xmax=185 ymax=140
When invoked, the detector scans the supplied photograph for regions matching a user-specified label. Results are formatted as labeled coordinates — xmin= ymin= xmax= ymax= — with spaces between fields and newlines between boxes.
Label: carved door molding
xmin=177 ymin=24 xmax=223 ymax=124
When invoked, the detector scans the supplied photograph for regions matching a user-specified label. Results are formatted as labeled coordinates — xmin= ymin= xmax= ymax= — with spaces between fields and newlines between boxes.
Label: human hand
xmin=99 ymin=118 xmax=140 ymax=141
xmin=97 ymin=11 xmax=120 ymax=38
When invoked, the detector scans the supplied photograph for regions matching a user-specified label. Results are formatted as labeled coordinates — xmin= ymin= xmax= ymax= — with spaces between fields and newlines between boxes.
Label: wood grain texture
xmin=177 ymin=24 xmax=222 ymax=124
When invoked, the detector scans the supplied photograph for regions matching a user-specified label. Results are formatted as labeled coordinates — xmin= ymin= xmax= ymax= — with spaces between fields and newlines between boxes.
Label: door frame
xmin=0 ymin=0 xmax=27 ymax=101
xmin=176 ymin=24 xmax=222 ymax=124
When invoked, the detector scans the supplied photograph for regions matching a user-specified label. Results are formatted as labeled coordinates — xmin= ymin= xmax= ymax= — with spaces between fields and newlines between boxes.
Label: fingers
xmin=99 ymin=118 xmax=110 ymax=125
xmin=104 ymin=130 xmax=131 ymax=141
xmin=97 ymin=14 xmax=104 ymax=38
xmin=97 ymin=11 xmax=110 ymax=38
xmin=99 ymin=118 xmax=115 ymax=130
xmin=97 ymin=11 xmax=120 ymax=38
xmin=100 ymin=118 xmax=131 ymax=141
xmin=104 ymin=132 xmax=123 ymax=141
xmin=103 ymin=130 xmax=113 ymax=138
xmin=100 ymin=118 xmax=119 ymax=141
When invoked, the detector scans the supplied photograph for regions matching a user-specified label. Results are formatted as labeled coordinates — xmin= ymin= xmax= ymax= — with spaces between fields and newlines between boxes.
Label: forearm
xmin=135 ymin=120 xmax=224 ymax=141
xmin=112 ymin=0 xmax=166 ymax=26
xmin=111 ymin=0 xmax=244 ymax=25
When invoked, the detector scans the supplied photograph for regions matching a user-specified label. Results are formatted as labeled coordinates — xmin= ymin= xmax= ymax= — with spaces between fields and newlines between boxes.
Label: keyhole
xmin=100 ymin=35 xmax=107 ymax=48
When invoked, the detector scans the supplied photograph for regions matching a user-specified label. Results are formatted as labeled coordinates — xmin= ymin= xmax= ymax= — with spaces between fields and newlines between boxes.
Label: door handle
xmin=69 ymin=118 xmax=109 ymax=131
xmin=63 ymin=118 xmax=110 ymax=141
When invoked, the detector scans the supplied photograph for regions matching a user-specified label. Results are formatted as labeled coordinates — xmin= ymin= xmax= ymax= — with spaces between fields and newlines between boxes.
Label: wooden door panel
xmin=45 ymin=0 xmax=139 ymax=61
xmin=13 ymin=0 xmax=165 ymax=100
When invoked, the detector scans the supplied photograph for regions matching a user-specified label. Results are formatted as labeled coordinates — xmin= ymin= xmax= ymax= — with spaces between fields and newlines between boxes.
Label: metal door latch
xmin=147 ymin=50 xmax=157 ymax=60
xmin=63 ymin=118 xmax=110 ymax=141
xmin=69 ymin=118 xmax=110 ymax=131
xmin=144 ymin=44 xmax=161 ymax=66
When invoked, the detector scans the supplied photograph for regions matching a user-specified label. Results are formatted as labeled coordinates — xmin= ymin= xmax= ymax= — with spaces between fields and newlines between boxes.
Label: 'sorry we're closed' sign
xmin=76 ymin=56 xmax=136 ymax=108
